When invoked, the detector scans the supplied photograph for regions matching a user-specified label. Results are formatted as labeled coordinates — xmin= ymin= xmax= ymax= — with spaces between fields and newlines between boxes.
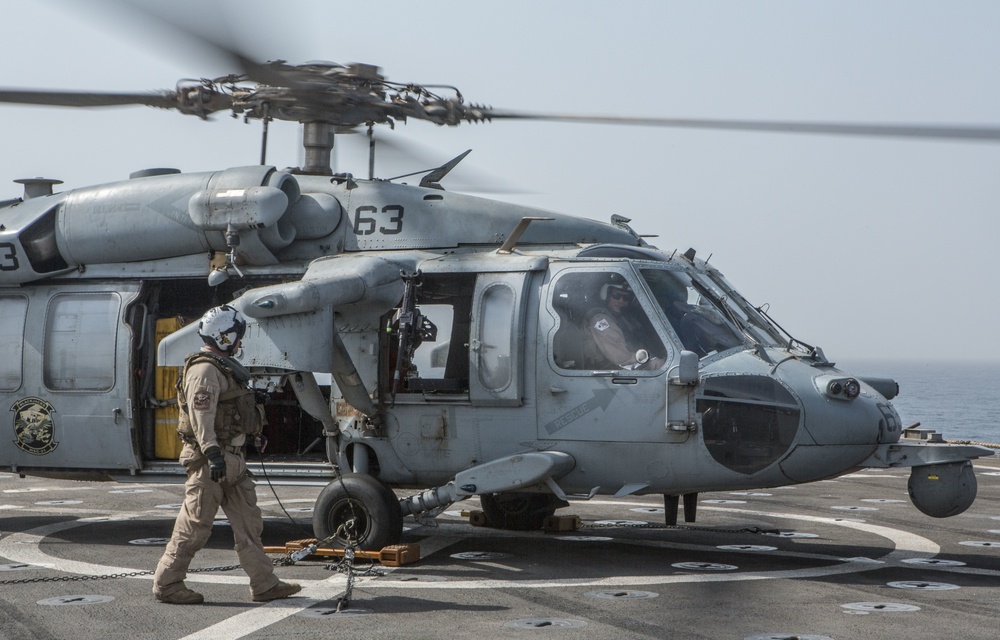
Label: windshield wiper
xmin=689 ymin=279 xmax=759 ymax=348
xmin=755 ymin=304 xmax=817 ymax=355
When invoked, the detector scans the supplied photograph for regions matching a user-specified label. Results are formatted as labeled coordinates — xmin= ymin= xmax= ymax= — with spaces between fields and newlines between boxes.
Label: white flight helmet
xmin=198 ymin=304 xmax=247 ymax=354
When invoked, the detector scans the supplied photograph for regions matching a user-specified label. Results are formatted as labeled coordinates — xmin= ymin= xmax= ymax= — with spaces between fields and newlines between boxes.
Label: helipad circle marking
xmin=839 ymin=557 xmax=883 ymax=564
xmin=298 ymin=606 xmax=372 ymax=618
xmin=764 ymin=531 xmax=818 ymax=539
xmin=672 ymin=562 xmax=738 ymax=571
xmin=987 ymin=530 xmax=1000 ymax=535
xmin=450 ymin=551 xmax=509 ymax=561
xmin=4 ymin=488 xmax=47 ymax=493
xmin=38 ymin=595 xmax=115 ymax=606
xmin=77 ymin=516 xmax=129 ymax=523
xmin=745 ymin=635 xmax=833 ymax=640
xmin=505 ymin=618 xmax=587 ymax=629
xmin=552 ymin=535 xmax=613 ymax=542
xmin=831 ymin=506 xmax=879 ymax=511
xmin=901 ymin=558 xmax=965 ymax=566
xmin=717 ymin=545 xmax=778 ymax=552
xmin=629 ymin=507 xmax=664 ymax=514
xmin=960 ymin=541 xmax=1000 ymax=547
xmin=887 ymin=580 xmax=959 ymax=590
xmin=586 ymin=589 xmax=658 ymax=600
xmin=702 ymin=499 xmax=746 ymax=504
xmin=213 ymin=519 xmax=230 ymax=527
xmin=109 ymin=489 xmax=152 ymax=494
xmin=128 ymin=538 xmax=169 ymax=546
xmin=155 ymin=503 xmax=183 ymax=509
xmin=730 ymin=492 xmax=772 ymax=497
xmin=593 ymin=519 xmax=647 ymax=526
xmin=34 ymin=500 xmax=82 ymax=506
xmin=842 ymin=602 xmax=920 ymax=613
xmin=0 ymin=473 xmax=14 ymax=480
xmin=0 ymin=504 xmax=941 ymax=591
xmin=1 ymin=562 xmax=53 ymax=571
xmin=860 ymin=499 xmax=905 ymax=504
xmin=379 ymin=574 xmax=449 ymax=582
xmin=284 ymin=508 xmax=313 ymax=513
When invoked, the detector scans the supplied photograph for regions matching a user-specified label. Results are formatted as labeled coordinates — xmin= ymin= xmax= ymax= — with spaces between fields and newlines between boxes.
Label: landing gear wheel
xmin=480 ymin=492 xmax=558 ymax=531
xmin=313 ymin=473 xmax=403 ymax=550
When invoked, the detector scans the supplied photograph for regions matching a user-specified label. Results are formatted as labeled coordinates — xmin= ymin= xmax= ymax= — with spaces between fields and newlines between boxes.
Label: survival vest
xmin=176 ymin=352 xmax=263 ymax=446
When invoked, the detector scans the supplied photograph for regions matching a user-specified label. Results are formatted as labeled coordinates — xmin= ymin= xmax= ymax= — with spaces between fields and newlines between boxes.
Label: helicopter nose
xmin=775 ymin=368 xmax=893 ymax=483
xmin=697 ymin=357 xmax=899 ymax=485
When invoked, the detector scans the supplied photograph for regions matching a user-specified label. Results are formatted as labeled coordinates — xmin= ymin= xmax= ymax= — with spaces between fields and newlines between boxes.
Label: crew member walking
xmin=153 ymin=305 xmax=301 ymax=604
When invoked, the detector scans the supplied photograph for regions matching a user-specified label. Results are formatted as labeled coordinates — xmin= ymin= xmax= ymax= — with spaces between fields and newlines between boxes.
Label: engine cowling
xmin=908 ymin=461 xmax=977 ymax=518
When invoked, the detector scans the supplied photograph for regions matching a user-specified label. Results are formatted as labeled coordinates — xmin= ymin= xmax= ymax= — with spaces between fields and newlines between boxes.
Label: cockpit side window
xmin=640 ymin=268 xmax=744 ymax=358
xmin=550 ymin=270 xmax=666 ymax=371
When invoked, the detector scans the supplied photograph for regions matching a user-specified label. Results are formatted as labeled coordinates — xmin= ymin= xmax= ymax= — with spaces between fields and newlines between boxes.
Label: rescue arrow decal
xmin=544 ymin=388 xmax=617 ymax=435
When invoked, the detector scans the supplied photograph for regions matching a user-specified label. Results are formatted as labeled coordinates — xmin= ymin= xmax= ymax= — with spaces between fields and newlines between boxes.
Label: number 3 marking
xmin=0 ymin=242 xmax=19 ymax=271
xmin=379 ymin=205 xmax=403 ymax=235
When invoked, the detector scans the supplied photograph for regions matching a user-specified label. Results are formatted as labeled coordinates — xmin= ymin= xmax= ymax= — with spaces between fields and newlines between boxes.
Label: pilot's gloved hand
xmin=644 ymin=356 xmax=666 ymax=370
xmin=203 ymin=446 xmax=227 ymax=482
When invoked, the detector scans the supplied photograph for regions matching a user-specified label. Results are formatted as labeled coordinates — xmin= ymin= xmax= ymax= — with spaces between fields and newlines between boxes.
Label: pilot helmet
xmin=198 ymin=304 xmax=247 ymax=354
xmin=599 ymin=274 xmax=633 ymax=302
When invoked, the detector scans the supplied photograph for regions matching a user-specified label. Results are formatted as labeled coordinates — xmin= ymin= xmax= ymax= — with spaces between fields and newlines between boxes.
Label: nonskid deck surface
xmin=2 ymin=459 xmax=1000 ymax=640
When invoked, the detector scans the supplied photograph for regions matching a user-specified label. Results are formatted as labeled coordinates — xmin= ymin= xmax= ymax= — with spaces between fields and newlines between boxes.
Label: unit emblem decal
xmin=11 ymin=397 xmax=58 ymax=455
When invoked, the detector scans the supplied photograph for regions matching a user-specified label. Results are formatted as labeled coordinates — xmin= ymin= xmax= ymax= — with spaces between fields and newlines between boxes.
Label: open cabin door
xmin=0 ymin=283 xmax=142 ymax=475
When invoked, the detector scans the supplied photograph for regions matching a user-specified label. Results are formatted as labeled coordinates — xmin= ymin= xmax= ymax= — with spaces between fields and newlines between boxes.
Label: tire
xmin=480 ymin=492 xmax=558 ymax=531
xmin=312 ymin=473 xmax=403 ymax=550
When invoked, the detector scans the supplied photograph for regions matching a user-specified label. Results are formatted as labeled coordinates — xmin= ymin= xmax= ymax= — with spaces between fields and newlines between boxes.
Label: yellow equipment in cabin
xmin=154 ymin=317 xmax=185 ymax=460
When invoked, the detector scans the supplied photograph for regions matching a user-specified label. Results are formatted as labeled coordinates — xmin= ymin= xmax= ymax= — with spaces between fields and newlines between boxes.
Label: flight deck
xmin=3 ymin=456 xmax=1000 ymax=640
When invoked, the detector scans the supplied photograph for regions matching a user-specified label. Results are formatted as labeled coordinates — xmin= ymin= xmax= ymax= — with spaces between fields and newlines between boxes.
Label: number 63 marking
xmin=353 ymin=205 xmax=404 ymax=235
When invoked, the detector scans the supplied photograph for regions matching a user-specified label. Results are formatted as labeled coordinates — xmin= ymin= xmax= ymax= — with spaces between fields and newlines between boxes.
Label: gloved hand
xmin=203 ymin=446 xmax=227 ymax=482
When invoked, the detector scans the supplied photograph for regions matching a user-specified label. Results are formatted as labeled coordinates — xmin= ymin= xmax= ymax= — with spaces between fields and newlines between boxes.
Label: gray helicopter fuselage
xmin=0 ymin=165 xmax=989 ymax=520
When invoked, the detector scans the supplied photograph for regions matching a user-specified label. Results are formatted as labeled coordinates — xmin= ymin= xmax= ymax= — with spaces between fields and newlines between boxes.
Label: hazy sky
xmin=2 ymin=1 xmax=998 ymax=364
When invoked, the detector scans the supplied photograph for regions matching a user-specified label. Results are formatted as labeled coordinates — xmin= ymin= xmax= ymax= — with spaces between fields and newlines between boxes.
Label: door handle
xmin=549 ymin=386 xmax=567 ymax=395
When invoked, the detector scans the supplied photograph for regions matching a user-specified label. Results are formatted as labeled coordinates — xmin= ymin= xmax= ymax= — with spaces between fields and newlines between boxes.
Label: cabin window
xmin=477 ymin=283 xmax=515 ymax=391
xmin=43 ymin=293 xmax=120 ymax=391
xmin=0 ymin=295 xmax=28 ymax=390
xmin=384 ymin=272 xmax=473 ymax=396
xmin=410 ymin=304 xmax=454 ymax=380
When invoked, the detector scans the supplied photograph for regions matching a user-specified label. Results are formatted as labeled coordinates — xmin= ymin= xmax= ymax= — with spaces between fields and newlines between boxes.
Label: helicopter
xmin=1 ymin=14 xmax=998 ymax=551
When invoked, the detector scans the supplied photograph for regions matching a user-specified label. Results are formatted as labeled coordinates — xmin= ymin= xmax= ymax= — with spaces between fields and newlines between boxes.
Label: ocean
xmin=841 ymin=359 xmax=1000 ymax=445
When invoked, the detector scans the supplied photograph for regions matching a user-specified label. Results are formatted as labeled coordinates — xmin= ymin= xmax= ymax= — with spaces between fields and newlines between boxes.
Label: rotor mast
xmin=301 ymin=122 xmax=335 ymax=176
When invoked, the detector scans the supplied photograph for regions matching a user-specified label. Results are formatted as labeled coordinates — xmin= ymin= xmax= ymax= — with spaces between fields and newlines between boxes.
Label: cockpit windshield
xmin=696 ymin=269 xmax=789 ymax=348
xmin=640 ymin=268 xmax=745 ymax=358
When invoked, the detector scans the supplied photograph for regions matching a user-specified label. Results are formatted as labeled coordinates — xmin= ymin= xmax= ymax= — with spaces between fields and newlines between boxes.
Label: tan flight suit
xmin=584 ymin=308 xmax=645 ymax=369
xmin=152 ymin=351 xmax=278 ymax=599
xmin=583 ymin=308 xmax=665 ymax=371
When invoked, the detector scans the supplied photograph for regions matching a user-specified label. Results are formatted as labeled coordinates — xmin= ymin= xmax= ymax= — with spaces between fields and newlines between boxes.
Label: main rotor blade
xmin=95 ymin=0 xmax=295 ymax=89
xmin=484 ymin=110 xmax=1000 ymax=143
xmin=0 ymin=88 xmax=178 ymax=110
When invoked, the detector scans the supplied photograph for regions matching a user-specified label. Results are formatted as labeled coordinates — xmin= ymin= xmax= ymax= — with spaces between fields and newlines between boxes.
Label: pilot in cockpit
xmin=582 ymin=275 xmax=665 ymax=370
